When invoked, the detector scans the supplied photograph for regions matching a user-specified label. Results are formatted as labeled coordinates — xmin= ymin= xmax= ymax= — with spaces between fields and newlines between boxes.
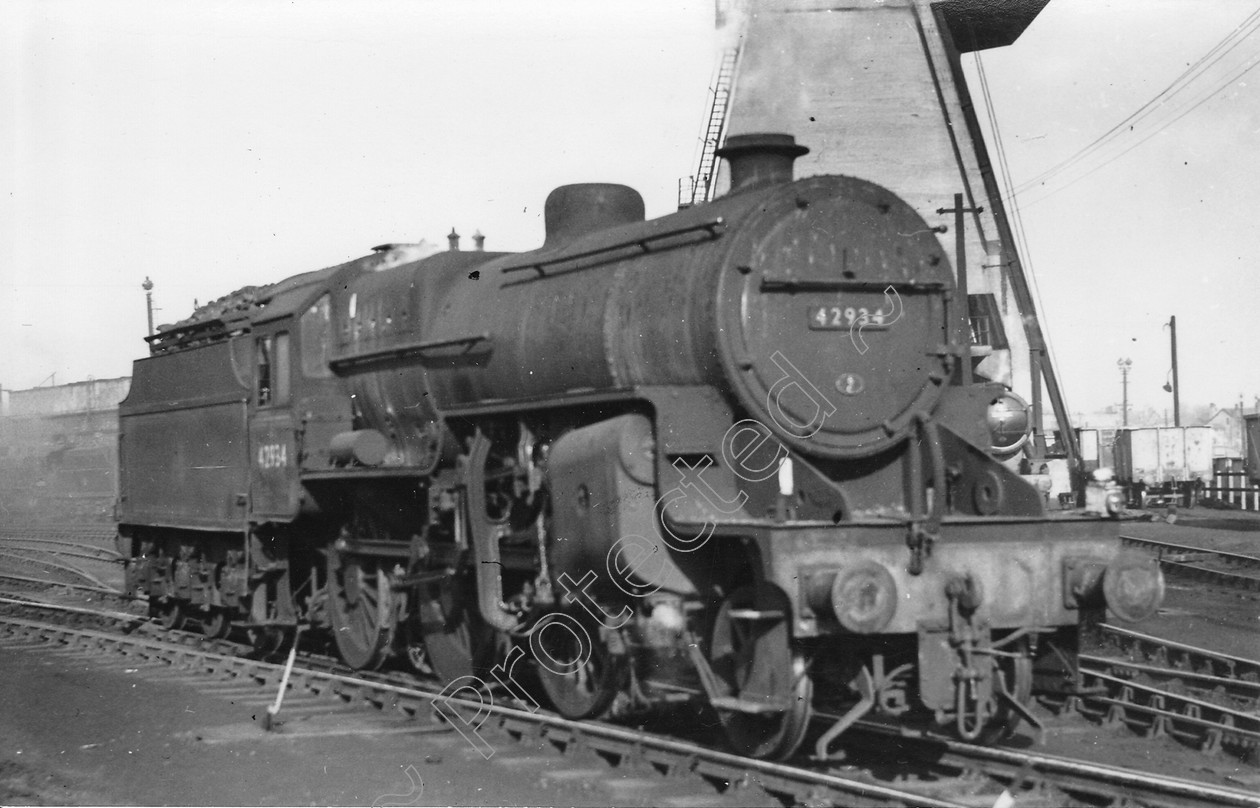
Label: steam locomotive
xmin=116 ymin=134 xmax=1164 ymax=760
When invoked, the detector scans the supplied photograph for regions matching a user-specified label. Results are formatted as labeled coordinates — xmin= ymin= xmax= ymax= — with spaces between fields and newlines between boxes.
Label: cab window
xmin=256 ymin=332 xmax=290 ymax=406
xmin=300 ymin=295 xmax=333 ymax=378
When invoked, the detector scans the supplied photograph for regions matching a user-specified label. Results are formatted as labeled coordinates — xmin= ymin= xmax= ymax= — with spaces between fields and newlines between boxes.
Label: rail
xmin=0 ymin=549 xmax=114 ymax=590
xmin=0 ymin=572 xmax=127 ymax=598
xmin=1067 ymin=624 xmax=1260 ymax=759
xmin=0 ymin=540 xmax=123 ymax=563
xmin=0 ymin=524 xmax=117 ymax=543
xmin=1097 ymin=623 xmax=1260 ymax=682
xmin=846 ymin=721 xmax=1259 ymax=808
xmin=1120 ymin=534 xmax=1260 ymax=590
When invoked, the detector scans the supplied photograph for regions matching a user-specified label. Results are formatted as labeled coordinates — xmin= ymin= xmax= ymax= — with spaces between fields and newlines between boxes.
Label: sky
xmin=2 ymin=0 xmax=1258 ymax=423
xmin=965 ymin=0 xmax=1260 ymax=420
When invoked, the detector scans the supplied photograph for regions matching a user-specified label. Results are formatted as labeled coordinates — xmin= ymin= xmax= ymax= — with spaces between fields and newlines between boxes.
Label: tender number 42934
xmin=257 ymin=443 xmax=288 ymax=469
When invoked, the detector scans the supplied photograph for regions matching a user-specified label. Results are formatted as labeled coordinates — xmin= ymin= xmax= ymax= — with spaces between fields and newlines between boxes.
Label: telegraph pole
xmin=1169 ymin=315 xmax=1180 ymax=427
xmin=936 ymin=193 xmax=983 ymax=386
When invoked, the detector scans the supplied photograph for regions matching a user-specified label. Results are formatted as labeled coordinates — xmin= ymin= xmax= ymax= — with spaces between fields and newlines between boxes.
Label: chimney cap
xmin=716 ymin=133 xmax=809 ymax=160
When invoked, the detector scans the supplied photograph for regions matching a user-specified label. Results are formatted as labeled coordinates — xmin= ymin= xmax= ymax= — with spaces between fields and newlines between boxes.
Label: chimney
xmin=716 ymin=133 xmax=809 ymax=195
xmin=447 ymin=228 xmax=460 ymax=251
xmin=472 ymin=230 xmax=485 ymax=251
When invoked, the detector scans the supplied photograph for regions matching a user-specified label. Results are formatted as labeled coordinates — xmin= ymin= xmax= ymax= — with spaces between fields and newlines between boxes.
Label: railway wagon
xmin=1113 ymin=426 xmax=1212 ymax=507
xmin=117 ymin=134 xmax=1164 ymax=760
xmin=1076 ymin=427 xmax=1116 ymax=474
xmin=1245 ymin=413 xmax=1260 ymax=484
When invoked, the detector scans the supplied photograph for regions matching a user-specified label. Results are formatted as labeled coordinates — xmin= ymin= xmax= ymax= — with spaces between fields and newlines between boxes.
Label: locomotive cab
xmin=247 ymin=285 xmax=359 ymax=520
xmin=117 ymin=260 xmax=371 ymax=640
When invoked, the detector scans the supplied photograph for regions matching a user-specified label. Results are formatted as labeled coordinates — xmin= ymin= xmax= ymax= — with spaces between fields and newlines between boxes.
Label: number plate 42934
xmin=807 ymin=304 xmax=892 ymax=330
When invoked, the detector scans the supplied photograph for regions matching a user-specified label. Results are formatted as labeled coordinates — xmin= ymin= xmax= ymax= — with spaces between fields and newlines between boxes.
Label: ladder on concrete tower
xmin=679 ymin=46 xmax=739 ymax=208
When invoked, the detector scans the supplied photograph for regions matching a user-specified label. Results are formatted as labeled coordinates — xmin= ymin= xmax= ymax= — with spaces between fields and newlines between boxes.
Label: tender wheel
xmin=399 ymin=619 xmax=434 ymax=676
xmin=710 ymin=585 xmax=813 ymax=761
xmin=533 ymin=609 xmax=622 ymax=719
xmin=414 ymin=569 xmax=495 ymax=682
xmin=152 ymin=598 xmax=187 ymax=631
xmin=248 ymin=625 xmax=290 ymax=660
xmin=404 ymin=643 xmax=434 ymax=676
xmin=199 ymin=563 xmax=233 ymax=639
xmin=328 ymin=549 xmax=395 ymax=670
xmin=201 ymin=608 xmax=232 ymax=640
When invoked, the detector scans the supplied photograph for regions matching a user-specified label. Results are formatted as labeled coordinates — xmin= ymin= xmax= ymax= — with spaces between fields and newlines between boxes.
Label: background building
xmin=0 ymin=376 xmax=130 ymax=523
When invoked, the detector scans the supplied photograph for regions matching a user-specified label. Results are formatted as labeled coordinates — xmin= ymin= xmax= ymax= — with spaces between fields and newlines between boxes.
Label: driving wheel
xmin=710 ymin=584 xmax=813 ymax=761
xmin=533 ymin=608 xmax=623 ymax=719
xmin=414 ymin=568 xmax=495 ymax=682
xmin=328 ymin=548 xmax=395 ymax=670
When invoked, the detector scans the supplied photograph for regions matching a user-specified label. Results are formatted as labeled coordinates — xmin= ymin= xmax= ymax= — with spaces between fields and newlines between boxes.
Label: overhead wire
xmin=1012 ymin=5 xmax=1260 ymax=197
xmin=973 ymin=51 xmax=1071 ymax=424
xmin=973 ymin=6 xmax=1260 ymax=434
xmin=1018 ymin=47 xmax=1260 ymax=209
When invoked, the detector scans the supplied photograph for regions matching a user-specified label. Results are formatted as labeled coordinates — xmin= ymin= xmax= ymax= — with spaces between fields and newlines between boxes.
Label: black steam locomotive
xmin=116 ymin=134 xmax=1163 ymax=759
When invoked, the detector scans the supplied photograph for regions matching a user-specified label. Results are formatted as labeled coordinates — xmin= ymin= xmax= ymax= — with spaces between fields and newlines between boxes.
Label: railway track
xmin=0 ymin=537 xmax=122 ymax=563
xmin=4 ymin=526 xmax=1257 ymax=770
xmin=0 ymin=597 xmax=1255 ymax=808
xmin=0 ymin=548 xmax=115 ymax=590
xmin=0 ymin=524 xmax=116 ymax=543
xmin=0 ymin=571 xmax=127 ymax=598
xmin=1120 ymin=534 xmax=1260 ymax=591
xmin=0 ymin=524 xmax=128 ymax=602
xmin=838 ymin=723 xmax=1259 ymax=808
xmin=0 ymin=601 xmax=961 ymax=808
xmin=1071 ymin=624 xmax=1260 ymax=760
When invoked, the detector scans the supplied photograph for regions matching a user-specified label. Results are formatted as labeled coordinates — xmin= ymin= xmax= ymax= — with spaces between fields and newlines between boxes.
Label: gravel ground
xmin=0 ymin=638 xmax=764 ymax=807
xmin=1120 ymin=508 xmax=1260 ymax=660
xmin=1125 ymin=506 xmax=1260 ymax=554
